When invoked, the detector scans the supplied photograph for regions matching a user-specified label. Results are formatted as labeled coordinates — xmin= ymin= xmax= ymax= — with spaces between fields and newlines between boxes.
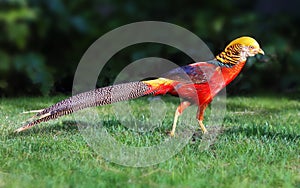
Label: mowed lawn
xmin=0 ymin=95 xmax=299 ymax=187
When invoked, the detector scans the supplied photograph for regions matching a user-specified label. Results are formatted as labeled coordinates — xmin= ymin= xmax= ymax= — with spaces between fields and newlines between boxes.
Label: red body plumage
xmin=143 ymin=61 xmax=246 ymax=106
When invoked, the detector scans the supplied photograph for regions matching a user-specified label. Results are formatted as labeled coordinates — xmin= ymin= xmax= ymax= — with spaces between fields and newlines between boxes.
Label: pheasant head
xmin=216 ymin=36 xmax=265 ymax=66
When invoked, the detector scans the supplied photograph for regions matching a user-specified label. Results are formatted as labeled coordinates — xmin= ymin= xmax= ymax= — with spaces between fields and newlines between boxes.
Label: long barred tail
xmin=16 ymin=81 xmax=157 ymax=132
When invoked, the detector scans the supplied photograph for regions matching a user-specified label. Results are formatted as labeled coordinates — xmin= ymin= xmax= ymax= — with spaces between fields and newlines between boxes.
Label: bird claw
xmin=202 ymin=129 xmax=208 ymax=134
xmin=166 ymin=130 xmax=175 ymax=137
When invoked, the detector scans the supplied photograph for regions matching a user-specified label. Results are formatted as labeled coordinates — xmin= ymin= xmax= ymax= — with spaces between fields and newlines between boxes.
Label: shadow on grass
xmin=11 ymin=119 xmax=138 ymax=137
xmin=11 ymin=120 xmax=299 ymax=145
xmin=12 ymin=118 xmax=194 ymax=144
xmin=9 ymin=120 xmax=80 ymax=138
xmin=223 ymin=125 xmax=300 ymax=142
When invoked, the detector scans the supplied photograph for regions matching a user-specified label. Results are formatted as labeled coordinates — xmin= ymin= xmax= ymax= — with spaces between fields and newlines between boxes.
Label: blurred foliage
xmin=0 ymin=0 xmax=299 ymax=96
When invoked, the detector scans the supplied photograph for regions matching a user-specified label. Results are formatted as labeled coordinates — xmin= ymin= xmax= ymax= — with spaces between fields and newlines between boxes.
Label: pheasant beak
xmin=258 ymin=48 xmax=265 ymax=55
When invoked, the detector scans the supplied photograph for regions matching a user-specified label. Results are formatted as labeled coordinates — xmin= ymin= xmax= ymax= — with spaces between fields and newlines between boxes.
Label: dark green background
xmin=0 ymin=0 xmax=299 ymax=96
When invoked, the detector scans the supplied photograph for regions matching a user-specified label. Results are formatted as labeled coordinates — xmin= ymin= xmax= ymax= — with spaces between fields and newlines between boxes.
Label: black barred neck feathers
xmin=215 ymin=43 xmax=245 ymax=67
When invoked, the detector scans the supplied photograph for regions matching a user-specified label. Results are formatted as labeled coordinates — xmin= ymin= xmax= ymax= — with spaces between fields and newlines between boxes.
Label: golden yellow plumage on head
xmin=227 ymin=36 xmax=259 ymax=48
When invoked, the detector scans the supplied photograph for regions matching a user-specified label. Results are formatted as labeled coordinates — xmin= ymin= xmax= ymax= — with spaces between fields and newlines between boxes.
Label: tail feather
xmin=16 ymin=78 xmax=175 ymax=132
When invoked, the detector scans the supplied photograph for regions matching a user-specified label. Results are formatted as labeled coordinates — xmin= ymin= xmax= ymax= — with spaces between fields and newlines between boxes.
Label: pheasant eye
xmin=249 ymin=46 xmax=254 ymax=49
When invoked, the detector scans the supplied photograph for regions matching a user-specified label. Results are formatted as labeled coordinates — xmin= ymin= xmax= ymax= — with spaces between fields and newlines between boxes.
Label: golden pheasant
xmin=16 ymin=36 xmax=264 ymax=135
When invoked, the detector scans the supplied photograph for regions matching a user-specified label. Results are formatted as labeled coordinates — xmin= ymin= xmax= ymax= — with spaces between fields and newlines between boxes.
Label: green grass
xmin=0 ymin=95 xmax=299 ymax=188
